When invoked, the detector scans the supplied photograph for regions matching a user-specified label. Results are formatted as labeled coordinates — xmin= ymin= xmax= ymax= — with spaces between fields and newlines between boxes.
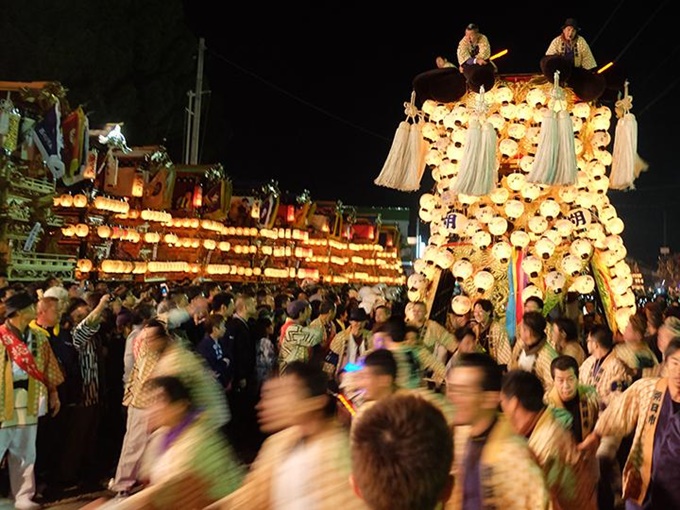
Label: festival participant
xmin=501 ymin=369 xmax=591 ymax=510
xmin=578 ymin=338 xmax=680 ymax=509
xmin=205 ymin=361 xmax=366 ymax=510
xmin=552 ymin=316 xmax=586 ymax=365
xmin=350 ymin=393 xmax=454 ymax=510
xmin=406 ymin=301 xmax=458 ymax=364
xmin=445 ymin=352 xmax=549 ymax=510
xmin=457 ymin=23 xmax=496 ymax=91
xmin=546 ymin=355 xmax=600 ymax=509
xmin=278 ymin=299 xmax=323 ymax=374
xmin=0 ymin=292 xmax=63 ymax=510
xmin=508 ymin=311 xmax=558 ymax=393
xmin=613 ymin=311 xmax=658 ymax=381
xmin=470 ymin=299 xmax=512 ymax=367
xmin=84 ymin=375 xmax=243 ymax=510
xmin=323 ymin=307 xmax=372 ymax=382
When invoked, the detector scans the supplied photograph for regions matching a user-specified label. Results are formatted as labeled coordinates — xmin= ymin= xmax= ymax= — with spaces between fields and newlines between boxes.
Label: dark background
xmin=1 ymin=0 xmax=677 ymax=267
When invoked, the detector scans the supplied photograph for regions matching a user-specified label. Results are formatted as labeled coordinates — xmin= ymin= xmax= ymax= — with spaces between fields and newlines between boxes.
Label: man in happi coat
xmin=578 ymin=338 xmax=680 ymax=510
xmin=508 ymin=311 xmax=558 ymax=394
xmin=0 ymin=292 xmax=63 ymax=510
xmin=445 ymin=353 xmax=550 ymax=510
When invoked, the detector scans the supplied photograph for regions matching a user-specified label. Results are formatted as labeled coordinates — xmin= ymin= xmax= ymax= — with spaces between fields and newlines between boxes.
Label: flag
xmin=33 ymin=101 xmax=65 ymax=179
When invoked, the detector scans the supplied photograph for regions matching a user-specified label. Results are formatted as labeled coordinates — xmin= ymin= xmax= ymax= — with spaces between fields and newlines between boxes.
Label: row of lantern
xmin=87 ymin=258 xmax=405 ymax=285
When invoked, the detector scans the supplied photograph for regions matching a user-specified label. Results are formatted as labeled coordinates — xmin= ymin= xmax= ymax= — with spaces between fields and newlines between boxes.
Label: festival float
xmin=377 ymin=65 xmax=647 ymax=335
xmin=0 ymin=81 xmax=405 ymax=287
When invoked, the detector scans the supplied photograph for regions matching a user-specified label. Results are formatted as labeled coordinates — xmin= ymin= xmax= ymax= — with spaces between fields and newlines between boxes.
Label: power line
xmin=590 ymin=0 xmax=627 ymax=46
xmin=612 ymin=0 xmax=670 ymax=63
xmin=207 ymin=47 xmax=391 ymax=143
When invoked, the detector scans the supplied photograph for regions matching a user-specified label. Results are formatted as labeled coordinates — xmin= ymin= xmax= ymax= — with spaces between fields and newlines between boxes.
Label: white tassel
xmin=609 ymin=112 xmax=637 ymax=190
xmin=401 ymin=120 xmax=427 ymax=191
xmin=452 ymin=118 xmax=482 ymax=195
xmin=610 ymin=81 xmax=647 ymax=190
xmin=374 ymin=120 xmax=410 ymax=189
xmin=553 ymin=110 xmax=578 ymax=185
xmin=527 ymin=110 xmax=558 ymax=185
xmin=478 ymin=121 xmax=498 ymax=195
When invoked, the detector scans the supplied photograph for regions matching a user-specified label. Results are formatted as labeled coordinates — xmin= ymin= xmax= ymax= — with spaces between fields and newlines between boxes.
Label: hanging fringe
xmin=527 ymin=109 xmax=558 ymax=184
xmin=374 ymin=120 xmax=410 ymax=189
xmin=374 ymin=91 xmax=425 ymax=191
xmin=610 ymin=81 xmax=647 ymax=190
xmin=553 ymin=110 xmax=578 ymax=185
xmin=401 ymin=119 xmax=427 ymax=191
xmin=453 ymin=86 xmax=497 ymax=196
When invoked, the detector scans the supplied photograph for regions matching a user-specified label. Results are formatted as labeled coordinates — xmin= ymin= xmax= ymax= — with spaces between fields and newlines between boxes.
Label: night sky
xmin=4 ymin=1 xmax=678 ymax=267
xmin=180 ymin=1 xmax=678 ymax=267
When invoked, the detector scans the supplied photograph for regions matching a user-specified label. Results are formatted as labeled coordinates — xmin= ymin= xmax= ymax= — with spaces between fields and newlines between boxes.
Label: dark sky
xmin=179 ymin=1 xmax=678 ymax=267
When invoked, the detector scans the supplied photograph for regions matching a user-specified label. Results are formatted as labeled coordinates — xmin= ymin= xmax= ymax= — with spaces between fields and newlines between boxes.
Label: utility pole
xmin=185 ymin=37 xmax=206 ymax=165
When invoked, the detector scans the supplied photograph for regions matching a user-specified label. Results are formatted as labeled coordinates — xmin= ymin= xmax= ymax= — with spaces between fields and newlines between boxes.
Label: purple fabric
xmin=160 ymin=410 xmax=200 ymax=453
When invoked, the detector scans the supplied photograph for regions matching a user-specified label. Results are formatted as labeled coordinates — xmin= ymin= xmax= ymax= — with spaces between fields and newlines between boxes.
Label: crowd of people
xmin=0 ymin=269 xmax=679 ymax=509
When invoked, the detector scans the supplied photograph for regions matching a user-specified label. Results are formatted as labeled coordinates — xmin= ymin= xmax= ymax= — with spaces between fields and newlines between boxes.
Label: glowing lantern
xmin=528 ymin=216 xmax=548 ymax=234
xmin=451 ymin=295 xmax=472 ymax=315
xmin=75 ymin=223 xmax=89 ymax=237
xmin=506 ymin=173 xmax=526 ymax=191
xmin=539 ymin=200 xmax=561 ymax=220
xmin=96 ymin=225 xmax=112 ymax=239
xmin=504 ymin=200 xmax=524 ymax=219
xmin=491 ymin=241 xmax=513 ymax=263
xmin=60 ymin=194 xmax=74 ymax=208
xmin=61 ymin=225 xmax=75 ymax=237
xmin=434 ymin=249 xmax=455 ymax=270
xmin=488 ymin=217 xmax=508 ymax=236
xmin=545 ymin=270 xmax=566 ymax=293
xmin=521 ymin=255 xmax=542 ymax=278
xmin=570 ymin=274 xmax=595 ymax=294
xmin=77 ymin=259 xmax=93 ymax=273
xmin=555 ymin=219 xmax=574 ymax=237
xmin=190 ymin=184 xmax=203 ymax=209
xmin=534 ymin=237 xmax=556 ymax=259
xmin=510 ymin=230 xmax=530 ymax=248
xmin=473 ymin=271 xmax=495 ymax=293
xmin=489 ymin=187 xmax=509 ymax=205
xmin=522 ymin=284 xmax=543 ymax=301
xmin=615 ymin=307 xmax=635 ymax=332
xmin=452 ymin=259 xmax=474 ymax=281
xmin=606 ymin=217 xmax=625 ymax=235
xmin=561 ymin=254 xmax=583 ymax=277
xmin=132 ymin=175 xmax=144 ymax=197
xmin=471 ymin=231 xmax=492 ymax=250
xmin=570 ymin=238 xmax=593 ymax=260
xmin=73 ymin=194 xmax=88 ymax=208
xmin=408 ymin=273 xmax=429 ymax=292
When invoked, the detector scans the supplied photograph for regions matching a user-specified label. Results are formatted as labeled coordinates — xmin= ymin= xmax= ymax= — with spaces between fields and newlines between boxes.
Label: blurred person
xmin=524 ymin=295 xmax=544 ymax=313
xmin=508 ymin=311 xmax=558 ymax=393
xmin=272 ymin=292 xmax=293 ymax=342
xmin=121 ymin=302 xmax=156 ymax=391
xmin=278 ymin=299 xmax=322 ymax=374
xmin=203 ymin=281 xmax=222 ymax=305
xmin=372 ymin=304 xmax=391 ymax=326
xmin=613 ymin=311 xmax=658 ymax=381
xmin=643 ymin=302 xmax=664 ymax=362
xmin=546 ymin=355 xmax=600 ymax=509
xmin=350 ymin=393 xmax=454 ymax=510
xmin=197 ymin=314 xmax=230 ymax=390
xmin=308 ymin=299 xmax=337 ymax=361
xmin=471 ymin=298 xmax=512 ymax=367
xmin=0 ymin=271 xmax=7 ymax=290
xmin=578 ymin=338 xmax=680 ymax=510
xmin=372 ymin=316 xmax=446 ymax=390
xmin=205 ymin=361 xmax=367 ymax=510
xmin=445 ymin=352 xmax=549 ymax=510
xmin=501 ymin=369 xmax=589 ymax=510
xmin=445 ymin=324 xmax=483 ymax=372
xmin=42 ymin=285 xmax=69 ymax=318
xmin=222 ymin=294 xmax=258 ymax=392
xmin=254 ymin=315 xmax=277 ymax=390
xmin=333 ymin=301 xmax=349 ymax=333
xmin=580 ymin=324 xmax=632 ymax=409
xmin=0 ymin=292 xmax=63 ymax=510
xmin=87 ymin=375 xmax=243 ymax=510
xmin=552 ymin=316 xmax=587 ymax=365
xmin=323 ymin=307 xmax=372 ymax=383
xmin=655 ymin=315 xmax=680 ymax=369
xmin=406 ymin=301 xmax=458 ymax=364
xmin=110 ymin=318 xmax=230 ymax=496
xmin=209 ymin=291 xmax=235 ymax=320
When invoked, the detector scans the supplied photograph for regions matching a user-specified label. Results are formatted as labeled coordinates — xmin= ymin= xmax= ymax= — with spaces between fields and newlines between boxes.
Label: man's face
xmin=70 ymin=305 xmax=90 ymax=326
xmin=256 ymin=374 xmax=324 ymax=433
xmin=446 ymin=366 xmax=492 ymax=426
xmin=360 ymin=366 xmax=391 ymax=402
xmin=524 ymin=301 xmax=541 ymax=313
xmin=39 ymin=300 xmax=60 ymax=327
xmin=553 ymin=367 xmax=578 ymax=402
xmin=410 ymin=305 xmax=427 ymax=324
xmin=465 ymin=28 xmax=479 ymax=44
xmin=562 ymin=26 xmax=577 ymax=40
xmin=374 ymin=308 xmax=390 ymax=324
xmin=148 ymin=387 xmax=188 ymax=431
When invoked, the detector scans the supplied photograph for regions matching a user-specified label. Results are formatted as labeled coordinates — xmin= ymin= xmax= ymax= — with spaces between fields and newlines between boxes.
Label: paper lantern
xmin=521 ymin=256 xmax=542 ymax=279
xmin=522 ymin=284 xmax=543 ymax=301
xmin=499 ymin=138 xmax=518 ymax=157
xmin=73 ymin=194 xmax=88 ymax=208
xmin=489 ymin=187 xmax=509 ymax=205
xmin=408 ymin=273 xmax=429 ymax=291
xmin=60 ymin=194 xmax=74 ymax=208
xmin=452 ymin=259 xmax=474 ymax=281
xmin=473 ymin=271 xmax=495 ymax=293
xmin=504 ymin=200 xmax=524 ymax=219
xmin=96 ymin=225 xmax=111 ymax=239
xmin=521 ymin=183 xmax=541 ymax=202
xmin=528 ymin=216 xmax=548 ymax=234
xmin=77 ymin=259 xmax=93 ymax=273
xmin=491 ymin=241 xmax=512 ymax=263
xmin=75 ymin=223 xmax=89 ymax=238
xmin=606 ymin=217 xmax=625 ymax=235
xmin=451 ymin=295 xmax=472 ymax=315
xmin=471 ymin=231 xmax=492 ymax=250
xmin=615 ymin=306 xmax=635 ymax=333
xmin=570 ymin=275 xmax=595 ymax=294
xmin=434 ymin=249 xmax=455 ymax=270
xmin=561 ymin=254 xmax=583 ymax=277
xmin=545 ymin=270 xmax=566 ymax=293
xmin=539 ymin=200 xmax=561 ymax=220
xmin=488 ymin=217 xmax=508 ymax=236
xmin=506 ymin=173 xmax=526 ymax=191
xmin=510 ymin=230 xmax=530 ymax=248
xmin=570 ymin=238 xmax=593 ymax=260
xmin=534 ymin=237 xmax=556 ymax=260
xmin=555 ymin=219 xmax=574 ymax=237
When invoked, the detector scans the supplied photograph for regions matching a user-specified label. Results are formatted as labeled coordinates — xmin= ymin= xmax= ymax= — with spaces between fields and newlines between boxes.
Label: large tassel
xmin=610 ymin=81 xmax=647 ymax=190
xmin=375 ymin=91 xmax=421 ymax=191
xmin=453 ymin=86 xmax=497 ymax=196
xmin=553 ymin=110 xmax=578 ymax=185
xmin=374 ymin=120 xmax=410 ymax=189
xmin=526 ymin=109 xmax=558 ymax=184
xmin=401 ymin=119 xmax=427 ymax=191
xmin=452 ymin=118 xmax=482 ymax=195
